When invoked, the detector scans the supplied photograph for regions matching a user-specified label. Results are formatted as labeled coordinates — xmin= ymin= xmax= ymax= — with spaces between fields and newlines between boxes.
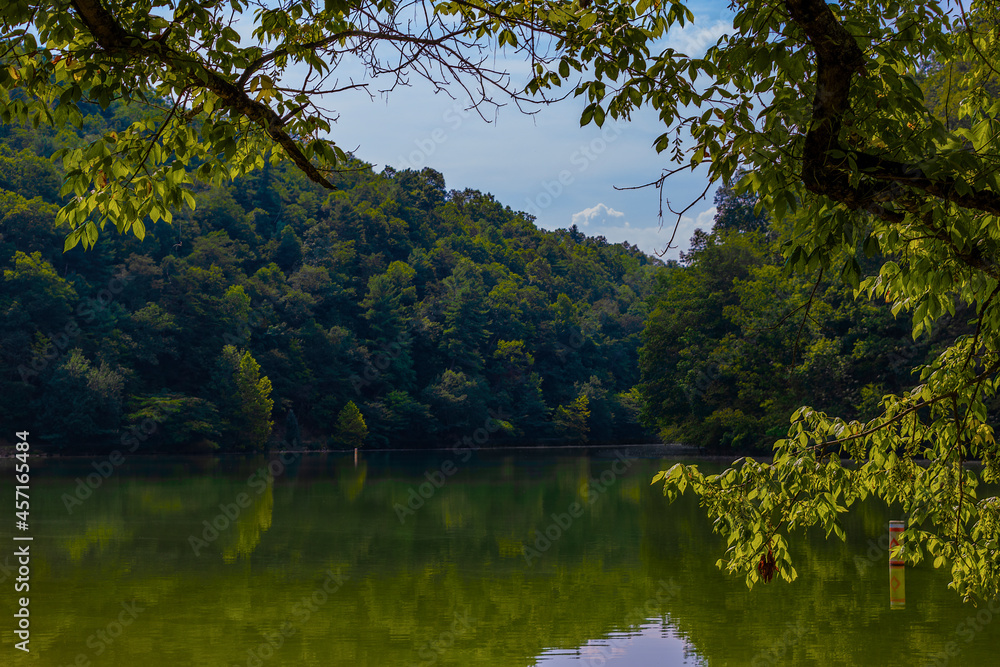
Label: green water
xmin=1 ymin=450 xmax=997 ymax=666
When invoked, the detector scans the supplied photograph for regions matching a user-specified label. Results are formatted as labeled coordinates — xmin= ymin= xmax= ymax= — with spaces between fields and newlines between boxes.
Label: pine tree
xmin=333 ymin=401 xmax=367 ymax=449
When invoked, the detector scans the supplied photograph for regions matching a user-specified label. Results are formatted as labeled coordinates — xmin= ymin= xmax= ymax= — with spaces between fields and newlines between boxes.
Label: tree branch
xmin=69 ymin=0 xmax=337 ymax=189
xmin=784 ymin=0 xmax=1000 ymax=225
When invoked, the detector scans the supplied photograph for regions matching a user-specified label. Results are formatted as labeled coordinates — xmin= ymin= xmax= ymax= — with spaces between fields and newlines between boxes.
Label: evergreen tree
xmin=711 ymin=175 xmax=770 ymax=234
xmin=213 ymin=346 xmax=274 ymax=450
xmin=332 ymin=401 xmax=367 ymax=449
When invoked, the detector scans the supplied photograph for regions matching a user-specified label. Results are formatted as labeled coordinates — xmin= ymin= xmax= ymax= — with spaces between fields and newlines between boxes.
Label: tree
xmin=0 ymin=0 xmax=643 ymax=249
xmin=553 ymin=393 xmax=590 ymax=443
xmin=30 ymin=349 xmax=125 ymax=445
xmin=435 ymin=258 xmax=491 ymax=372
xmin=332 ymin=400 xmax=367 ymax=449
xmin=640 ymin=217 xmax=943 ymax=453
xmin=2 ymin=250 xmax=78 ymax=335
xmin=212 ymin=345 xmax=274 ymax=450
xmin=274 ymin=225 xmax=303 ymax=273
xmin=362 ymin=260 xmax=417 ymax=342
xmin=576 ymin=375 xmax=614 ymax=442
xmin=541 ymin=1 xmax=1000 ymax=602
xmin=421 ymin=368 xmax=490 ymax=436
xmin=711 ymin=176 xmax=769 ymax=235
xmin=284 ymin=408 xmax=301 ymax=449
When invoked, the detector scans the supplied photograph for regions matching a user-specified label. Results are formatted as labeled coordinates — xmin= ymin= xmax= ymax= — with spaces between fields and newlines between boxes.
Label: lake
xmin=1 ymin=449 xmax=997 ymax=666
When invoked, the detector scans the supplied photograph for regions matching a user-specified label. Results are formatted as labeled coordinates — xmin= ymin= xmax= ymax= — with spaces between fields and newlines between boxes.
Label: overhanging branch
xmin=70 ymin=0 xmax=337 ymax=188
xmin=784 ymin=0 xmax=1000 ymax=224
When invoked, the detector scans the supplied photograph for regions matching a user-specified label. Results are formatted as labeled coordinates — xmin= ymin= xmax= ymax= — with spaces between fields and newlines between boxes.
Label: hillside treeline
xmin=0 ymin=106 xmax=659 ymax=451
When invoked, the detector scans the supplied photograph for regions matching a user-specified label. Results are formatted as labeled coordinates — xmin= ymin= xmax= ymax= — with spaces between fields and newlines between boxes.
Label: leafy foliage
xmin=550 ymin=0 xmax=1000 ymax=602
xmin=0 ymin=0 xmax=664 ymax=249
xmin=639 ymin=203 xmax=969 ymax=454
xmin=553 ymin=393 xmax=591 ymax=443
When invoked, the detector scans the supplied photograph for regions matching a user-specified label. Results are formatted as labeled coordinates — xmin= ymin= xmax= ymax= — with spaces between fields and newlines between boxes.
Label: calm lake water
xmin=1 ymin=449 xmax=998 ymax=666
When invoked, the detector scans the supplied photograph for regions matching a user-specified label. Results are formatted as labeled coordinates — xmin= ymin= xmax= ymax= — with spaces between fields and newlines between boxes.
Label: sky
xmin=317 ymin=0 xmax=736 ymax=260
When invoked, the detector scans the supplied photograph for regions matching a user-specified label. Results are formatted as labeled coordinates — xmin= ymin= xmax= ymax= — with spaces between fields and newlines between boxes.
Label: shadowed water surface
xmin=1 ymin=450 xmax=997 ymax=666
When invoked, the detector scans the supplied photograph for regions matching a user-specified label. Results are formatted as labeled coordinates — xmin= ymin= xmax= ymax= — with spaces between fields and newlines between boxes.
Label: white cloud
xmin=574 ymin=205 xmax=717 ymax=259
xmin=664 ymin=20 xmax=732 ymax=56
xmin=570 ymin=203 xmax=626 ymax=228
xmin=660 ymin=206 xmax=717 ymax=258
xmin=592 ymin=223 xmax=671 ymax=257
xmin=697 ymin=207 xmax=718 ymax=225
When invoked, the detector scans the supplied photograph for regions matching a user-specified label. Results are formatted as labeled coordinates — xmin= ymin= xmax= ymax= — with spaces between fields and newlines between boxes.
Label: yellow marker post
xmin=889 ymin=520 xmax=905 ymax=609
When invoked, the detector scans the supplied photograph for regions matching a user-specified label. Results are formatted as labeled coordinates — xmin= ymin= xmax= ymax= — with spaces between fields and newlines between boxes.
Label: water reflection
xmin=537 ymin=620 xmax=703 ymax=666
xmin=0 ymin=452 xmax=997 ymax=666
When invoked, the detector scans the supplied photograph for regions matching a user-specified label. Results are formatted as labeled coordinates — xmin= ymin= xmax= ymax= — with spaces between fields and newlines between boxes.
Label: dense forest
xmin=0 ymin=104 xmax=659 ymax=451
xmin=638 ymin=186 xmax=976 ymax=452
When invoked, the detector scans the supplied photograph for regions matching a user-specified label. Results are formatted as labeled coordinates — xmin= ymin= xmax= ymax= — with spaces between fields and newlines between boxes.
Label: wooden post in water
xmin=889 ymin=520 xmax=905 ymax=609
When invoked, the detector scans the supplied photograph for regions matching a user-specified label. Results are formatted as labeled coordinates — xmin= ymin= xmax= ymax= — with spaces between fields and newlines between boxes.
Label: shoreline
xmin=2 ymin=443 xmax=990 ymax=466
xmin=0 ymin=442 xmax=709 ymax=459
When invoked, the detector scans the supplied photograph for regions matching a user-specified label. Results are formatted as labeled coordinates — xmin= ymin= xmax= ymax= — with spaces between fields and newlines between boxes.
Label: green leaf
xmin=63 ymin=229 xmax=81 ymax=252
xmin=593 ymin=105 xmax=605 ymax=127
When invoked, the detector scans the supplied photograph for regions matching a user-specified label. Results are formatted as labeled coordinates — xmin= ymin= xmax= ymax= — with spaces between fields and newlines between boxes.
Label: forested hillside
xmin=0 ymin=106 xmax=660 ymax=451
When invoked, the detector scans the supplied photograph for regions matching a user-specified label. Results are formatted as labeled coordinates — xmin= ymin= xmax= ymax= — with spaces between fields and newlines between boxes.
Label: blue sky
xmin=322 ymin=1 xmax=736 ymax=259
